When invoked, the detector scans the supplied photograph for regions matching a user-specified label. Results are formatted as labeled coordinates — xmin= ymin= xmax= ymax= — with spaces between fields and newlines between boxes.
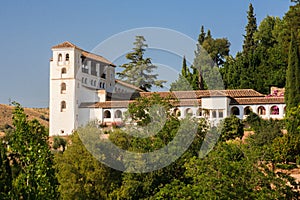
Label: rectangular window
xmin=91 ymin=61 xmax=97 ymax=76
xmin=218 ymin=110 xmax=224 ymax=118
xmin=81 ymin=65 xmax=88 ymax=73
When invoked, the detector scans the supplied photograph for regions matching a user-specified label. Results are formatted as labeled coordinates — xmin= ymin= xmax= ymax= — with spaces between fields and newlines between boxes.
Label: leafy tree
xmin=272 ymin=133 xmax=300 ymax=164
xmin=170 ymin=56 xmax=195 ymax=91
xmin=109 ymin=94 xmax=208 ymax=199
xmin=0 ymin=141 xmax=12 ymax=198
xmin=52 ymin=136 xmax=67 ymax=152
xmin=154 ymin=142 xmax=299 ymax=199
xmin=285 ymin=31 xmax=300 ymax=111
xmin=193 ymin=27 xmax=229 ymax=90
xmin=292 ymin=0 xmax=300 ymax=4
xmin=243 ymin=3 xmax=257 ymax=54
xmin=118 ymin=36 xmax=166 ymax=91
xmin=219 ymin=115 xmax=244 ymax=141
xmin=8 ymin=102 xmax=58 ymax=199
xmin=55 ymin=132 xmax=121 ymax=200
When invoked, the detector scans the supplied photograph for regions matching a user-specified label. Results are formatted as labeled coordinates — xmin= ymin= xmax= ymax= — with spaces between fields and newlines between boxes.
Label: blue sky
xmin=0 ymin=0 xmax=294 ymax=107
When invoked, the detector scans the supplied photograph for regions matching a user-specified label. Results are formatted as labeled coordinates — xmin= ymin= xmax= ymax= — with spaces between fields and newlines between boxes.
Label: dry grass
xmin=0 ymin=104 xmax=49 ymax=130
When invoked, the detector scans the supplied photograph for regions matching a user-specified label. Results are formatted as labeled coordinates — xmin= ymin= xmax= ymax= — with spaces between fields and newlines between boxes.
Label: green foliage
xmin=52 ymin=136 xmax=67 ymax=152
xmin=272 ymin=133 xmax=300 ymax=164
xmin=55 ymin=132 xmax=121 ymax=200
xmin=117 ymin=36 xmax=166 ymax=91
xmin=285 ymin=31 xmax=300 ymax=111
xmin=193 ymin=27 xmax=229 ymax=90
xmin=221 ymin=4 xmax=300 ymax=94
xmin=219 ymin=115 xmax=244 ymax=141
xmin=8 ymin=102 xmax=59 ymax=199
xmin=286 ymin=105 xmax=300 ymax=134
xmin=0 ymin=141 xmax=12 ymax=198
xmin=243 ymin=3 xmax=257 ymax=54
xmin=126 ymin=93 xmax=174 ymax=126
xmin=154 ymin=142 xmax=299 ymax=199
xmin=170 ymin=56 xmax=195 ymax=91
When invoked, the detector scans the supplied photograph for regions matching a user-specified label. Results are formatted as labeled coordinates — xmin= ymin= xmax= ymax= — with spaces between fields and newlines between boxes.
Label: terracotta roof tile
xmin=79 ymin=99 xmax=202 ymax=109
xmin=80 ymin=101 xmax=134 ymax=109
xmin=230 ymin=97 xmax=285 ymax=105
xmin=81 ymin=51 xmax=115 ymax=67
xmin=115 ymin=80 xmax=145 ymax=92
xmin=52 ymin=41 xmax=115 ymax=66
xmin=140 ymin=89 xmax=264 ymax=99
xmin=52 ymin=41 xmax=80 ymax=49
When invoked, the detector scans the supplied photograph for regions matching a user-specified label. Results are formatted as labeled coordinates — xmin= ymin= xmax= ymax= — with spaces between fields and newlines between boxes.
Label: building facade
xmin=49 ymin=41 xmax=286 ymax=136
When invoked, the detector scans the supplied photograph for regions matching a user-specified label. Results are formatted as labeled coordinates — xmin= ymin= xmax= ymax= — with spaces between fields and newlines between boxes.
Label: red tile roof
xmin=140 ymin=89 xmax=264 ymax=99
xmin=51 ymin=41 xmax=115 ymax=66
xmin=79 ymin=99 xmax=202 ymax=109
xmin=52 ymin=41 xmax=80 ymax=49
xmin=230 ymin=97 xmax=285 ymax=105
xmin=81 ymin=51 xmax=115 ymax=67
xmin=115 ymin=80 xmax=145 ymax=92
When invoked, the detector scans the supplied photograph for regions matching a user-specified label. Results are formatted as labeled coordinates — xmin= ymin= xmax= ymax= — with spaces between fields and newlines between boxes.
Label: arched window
xmin=115 ymin=110 xmax=122 ymax=118
xmin=244 ymin=106 xmax=252 ymax=115
xmin=82 ymin=77 xmax=85 ymax=83
xmin=99 ymin=82 xmax=102 ymax=88
xmin=94 ymin=80 xmax=97 ymax=86
xmin=66 ymin=53 xmax=69 ymax=61
xmin=61 ymin=101 xmax=66 ymax=112
xmin=85 ymin=78 xmax=87 ymax=84
xmin=196 ymin=108 xmax=202 ymax=116
xmin=103 ymin=83 xmax=105 ymax=88
xmin=185 ymin=108 xmax=193 ymax=116
xmin=270 ymin=106 xmax=279 ymax=115
xmin=61 ymin=68 xmax=67 ymax=74
xmin=104 ymin=110 xmax=111 ymax=118
xmin=203 ymin=109 xmax=210 ymax=117
xmin=61 ymin=82 xmax=66 ymax=94
xmin=58 ymin=53 xmax=62 ymax=62
xmin=231 ymin=107 xmax=240 ymax=115
xmin=173 ymin=108 xmax=181 ymax=117
xmin=257 ymin=106 xmax=266 ymax=115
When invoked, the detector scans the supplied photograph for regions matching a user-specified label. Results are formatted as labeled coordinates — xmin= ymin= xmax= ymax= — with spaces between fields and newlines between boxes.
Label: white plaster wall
xmin=202 ymin=97 xmax=228 ymax=110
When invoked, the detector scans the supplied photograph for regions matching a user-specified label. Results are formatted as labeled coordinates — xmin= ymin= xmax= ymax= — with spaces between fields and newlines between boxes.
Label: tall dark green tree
xmin=170 ymin=56 xmax=195 ymax=91
xmin=285 ymin=31 xmax=300 ymax=111
xmin=243 ymin=3 xmax=257 ymax=54
xmin=193 ymin=27 xmax=229 ymax=90
xmin=118 ymin=36 xmax=166 ymax=91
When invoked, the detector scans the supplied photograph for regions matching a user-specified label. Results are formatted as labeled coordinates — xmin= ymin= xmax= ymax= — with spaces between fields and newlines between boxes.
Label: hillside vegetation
xmin=0 ymin=104 xmax=49 ymax=135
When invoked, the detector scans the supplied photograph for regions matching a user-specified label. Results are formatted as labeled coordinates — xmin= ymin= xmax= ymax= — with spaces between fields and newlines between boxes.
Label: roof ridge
xmin=52 ymin=41 xmax=81 ymax=49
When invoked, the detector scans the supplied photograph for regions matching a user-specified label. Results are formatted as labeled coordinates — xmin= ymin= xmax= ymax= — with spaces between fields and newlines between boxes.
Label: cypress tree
xmin=181 ymin=56 xmax=188 ymax=78
xmin=285 ymin=31 xmax=300 ymax=110
xmin=198 ymin=26 xmax=206 ymax=45
xmin=243 ymin=3 xmax=257 ymax=54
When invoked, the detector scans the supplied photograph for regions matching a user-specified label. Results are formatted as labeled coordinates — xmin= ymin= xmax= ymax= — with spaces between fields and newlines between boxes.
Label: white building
xmin=49 ymin=41 xmax=286 ymax=136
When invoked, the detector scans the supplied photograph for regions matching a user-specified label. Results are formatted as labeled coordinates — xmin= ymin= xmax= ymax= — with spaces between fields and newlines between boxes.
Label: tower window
xmin=66 ymin=54 xmax=69 ymax=61
xmin=61 ymin=83 xmax=66 ymax=94
xmin=61 ymin=101 xmax=66 ymax=112
xmin=61 ymin=68 xmax=67 ymax=74
xmin=58 ymin=53 xmax=62 ymax=62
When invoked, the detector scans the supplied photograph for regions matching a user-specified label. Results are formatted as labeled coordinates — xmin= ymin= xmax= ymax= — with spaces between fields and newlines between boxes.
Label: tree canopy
xmin=118 ymin=36 xmax=166 ymax=91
